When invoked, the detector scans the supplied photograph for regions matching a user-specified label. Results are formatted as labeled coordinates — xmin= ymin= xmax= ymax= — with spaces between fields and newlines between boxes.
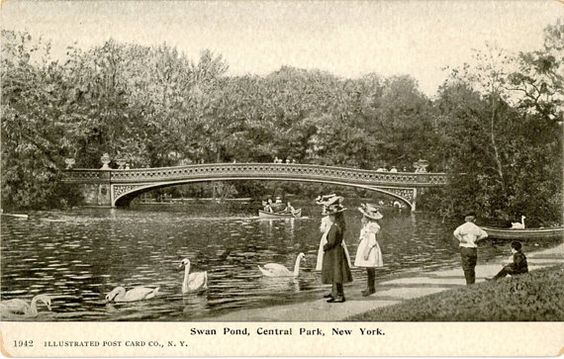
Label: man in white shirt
xmin=453 ymin=213 xmax=488 ymax=285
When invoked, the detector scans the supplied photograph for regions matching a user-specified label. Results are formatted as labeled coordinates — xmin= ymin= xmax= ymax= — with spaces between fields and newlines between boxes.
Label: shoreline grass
xmin=349 ymin=265 xmax=564 ymax=321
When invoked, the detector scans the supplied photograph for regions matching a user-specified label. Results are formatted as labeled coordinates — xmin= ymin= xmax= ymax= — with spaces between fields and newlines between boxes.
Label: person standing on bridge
xmin=355 ymin=203 xmax=384 ymax=296
xmin=453 ymin=213 xmax=488 ymax=285
xmin=320 ymin=197 xmax=352 ymax=303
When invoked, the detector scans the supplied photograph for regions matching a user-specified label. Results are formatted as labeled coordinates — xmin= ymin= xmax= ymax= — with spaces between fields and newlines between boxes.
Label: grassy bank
xmin=349 ymin=265 xmax=564 ymax=321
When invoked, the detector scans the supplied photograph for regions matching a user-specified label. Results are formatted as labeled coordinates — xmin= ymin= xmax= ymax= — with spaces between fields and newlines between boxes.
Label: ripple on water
xmin=69 ymin=275 xmax=94 ymax=280
xmin=1 ymin=207 xmax=497 ymax=321
xmin=1 ymin=289 xmax=28 ymax=296
xmin=74 ymin=264 xmax=92 ymax=268
xmin=13 ymin=277 xmax=44 ymax=282
xmin=47 ymin=263 xmax=64 ymax=267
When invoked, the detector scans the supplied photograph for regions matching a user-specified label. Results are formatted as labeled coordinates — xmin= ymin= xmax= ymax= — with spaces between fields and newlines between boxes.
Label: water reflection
xmin=1 ymin=204 xmax=561 ymax=321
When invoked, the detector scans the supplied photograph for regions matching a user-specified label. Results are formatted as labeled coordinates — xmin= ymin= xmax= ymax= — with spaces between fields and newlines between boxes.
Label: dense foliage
xmin=1 ymin=22 xmax=562 ymax=225
xmin=349 ymin=264 xmax=564 ymax=321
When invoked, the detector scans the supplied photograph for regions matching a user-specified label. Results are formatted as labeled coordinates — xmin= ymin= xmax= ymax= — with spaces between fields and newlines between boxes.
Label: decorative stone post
xmin=64 ymin=158 xmax=76 ymax=169
xmin=100 ymin=153 xmax=111 ymax=170
xmin=116 ymin=158 xmax=126 ymax=170
xmin=413 ymin=159 xmax=429 ymax=173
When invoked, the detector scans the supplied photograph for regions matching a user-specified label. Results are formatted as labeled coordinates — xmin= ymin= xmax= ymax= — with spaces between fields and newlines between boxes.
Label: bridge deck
xmin=63 ymin=163 xmax=447 ymax=187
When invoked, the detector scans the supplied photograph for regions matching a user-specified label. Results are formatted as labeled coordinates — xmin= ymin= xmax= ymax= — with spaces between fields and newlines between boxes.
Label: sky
xmin=1 ymin=1 xmax=562 ymax=96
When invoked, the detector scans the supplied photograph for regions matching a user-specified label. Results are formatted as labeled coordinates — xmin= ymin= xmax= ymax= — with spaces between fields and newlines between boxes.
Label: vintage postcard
xmin=0 ymin=0 xmax=563 ymax=357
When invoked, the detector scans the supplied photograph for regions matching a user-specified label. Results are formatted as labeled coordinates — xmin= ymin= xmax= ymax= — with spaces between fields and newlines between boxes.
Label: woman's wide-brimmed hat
xmin=358 ymin=203 xmax=383 ymax=220
xmin=320 ymin=196 xmax=347 ymax=215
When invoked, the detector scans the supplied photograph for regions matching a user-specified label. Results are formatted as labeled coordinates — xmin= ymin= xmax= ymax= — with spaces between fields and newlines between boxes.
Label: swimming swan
xmin=179 ymin=258 xmax=208 ymax=293
xmin=1 ymin=294 xmax=51 ymax=317
xmin=105 ymin=286 xmax=160 ymax=303
xmin=511 ymin=215 xmax=526 ymax=229
xmin=258 ymin=253 xmax=305 ymax=277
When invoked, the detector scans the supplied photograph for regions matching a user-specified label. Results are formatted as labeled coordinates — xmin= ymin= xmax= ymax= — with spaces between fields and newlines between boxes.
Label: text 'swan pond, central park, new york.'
xmin=0 ymin=1 xmax=563 ymax=357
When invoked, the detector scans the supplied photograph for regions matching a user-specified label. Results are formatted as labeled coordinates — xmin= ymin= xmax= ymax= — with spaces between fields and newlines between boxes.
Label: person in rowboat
xmin=272 ymin=196 xmax=286 ymax=212
xmin=286 ymin=202 xmax=296 ymax=214
xmin=263 ymin=199 xmax=274 ymax=213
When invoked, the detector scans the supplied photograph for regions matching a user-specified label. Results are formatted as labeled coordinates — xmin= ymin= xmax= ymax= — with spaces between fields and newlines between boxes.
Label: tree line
xmin=1 ymin=22 xmax=562 ymax=226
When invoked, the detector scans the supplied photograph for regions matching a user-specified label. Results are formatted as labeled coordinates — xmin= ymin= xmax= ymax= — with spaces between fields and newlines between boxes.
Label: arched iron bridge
xmin=62 ymin=163 xmax=448 ymax=210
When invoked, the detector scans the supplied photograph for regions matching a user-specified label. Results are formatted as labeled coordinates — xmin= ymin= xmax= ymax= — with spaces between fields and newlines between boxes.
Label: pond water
xmin=1 ymin=202 xmax=560 ymax=321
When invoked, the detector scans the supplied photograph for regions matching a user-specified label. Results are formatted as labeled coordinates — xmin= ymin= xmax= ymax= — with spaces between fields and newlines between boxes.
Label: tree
xmin=433 ymin=23 xmax=563 ymax=225
xmin=1 ymin=31 xmax=80 ymax=209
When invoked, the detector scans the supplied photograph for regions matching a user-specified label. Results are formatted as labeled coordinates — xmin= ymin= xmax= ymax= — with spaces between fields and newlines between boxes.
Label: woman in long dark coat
xmin=321 ymin=201 xmax=353 ymax=303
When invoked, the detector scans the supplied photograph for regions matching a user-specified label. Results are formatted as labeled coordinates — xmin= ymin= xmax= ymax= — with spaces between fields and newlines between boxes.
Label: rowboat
xmin=481 ymin=226 xmax=564 ymax=240
xmin=258 ymin=209 xmax=302 ymax=219
xmin=1 ymin=213 xmax=29 ymax=219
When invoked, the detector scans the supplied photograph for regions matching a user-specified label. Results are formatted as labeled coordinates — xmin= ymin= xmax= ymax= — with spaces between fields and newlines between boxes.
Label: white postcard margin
xmin=1 ymin=321 xmax=563 ymax=357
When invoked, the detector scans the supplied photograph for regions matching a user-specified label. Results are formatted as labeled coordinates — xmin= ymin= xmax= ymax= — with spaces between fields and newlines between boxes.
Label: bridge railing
xmin=62 ymin=163 xmax=447 ymax=187
xmin=61 ymin=169 xmax=111 ymax=183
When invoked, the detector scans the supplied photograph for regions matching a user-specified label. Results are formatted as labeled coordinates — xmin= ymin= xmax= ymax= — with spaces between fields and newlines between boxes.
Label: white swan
xmin=105 ymin=286 xmax=159 ymax=303
xmin=258 ymin=253 xmax=305 ymax=277
xmin=511 ymin=215 xmax=526 ymax=229
xmin=1 ymin=294 xmax=51 ymax=318
xmin=180 ymin=258 xmax=208 ymax=293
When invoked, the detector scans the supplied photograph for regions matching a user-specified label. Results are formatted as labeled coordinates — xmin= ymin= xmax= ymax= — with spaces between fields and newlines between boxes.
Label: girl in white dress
xmin=354 ymin=203 xmax=384 ymax=296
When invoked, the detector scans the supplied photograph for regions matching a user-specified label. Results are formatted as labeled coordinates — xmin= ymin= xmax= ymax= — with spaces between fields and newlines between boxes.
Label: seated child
xmin=487 ymin=241 xmax=528 ymax=281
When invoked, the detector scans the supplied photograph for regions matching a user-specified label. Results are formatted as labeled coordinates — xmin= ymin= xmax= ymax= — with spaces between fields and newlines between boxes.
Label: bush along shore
xmin=349 ymin=265 xmax=564 ymax=321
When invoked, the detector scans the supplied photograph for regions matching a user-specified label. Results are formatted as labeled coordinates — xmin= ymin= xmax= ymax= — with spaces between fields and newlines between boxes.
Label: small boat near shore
xmin=481 ymin=226 xmax=564 ymax=240
xmin=258 ymin=209 xmax=302 ymax=219
xmin=1 ymin=213 xmax=29 ymax=219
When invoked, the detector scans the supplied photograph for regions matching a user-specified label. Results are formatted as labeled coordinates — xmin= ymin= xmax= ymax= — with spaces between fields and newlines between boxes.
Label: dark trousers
xmin=366 ymin=268 xmax=376 ymax=291
xmin=460 ymin=247 xmax=477 ymax=285
xmin=331 ymin=283 xmax=344 ymax=299
xmin=493 ymin=265 xmax=525 ymax=280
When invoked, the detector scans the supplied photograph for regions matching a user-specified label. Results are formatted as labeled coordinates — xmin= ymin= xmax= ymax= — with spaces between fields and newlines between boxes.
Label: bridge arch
xmin=113 ymin=177 xmax=415 ymax=210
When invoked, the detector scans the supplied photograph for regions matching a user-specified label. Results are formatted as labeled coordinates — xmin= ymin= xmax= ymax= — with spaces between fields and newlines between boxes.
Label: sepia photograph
xmin=0 ymin=0 xmax=563 ymax=356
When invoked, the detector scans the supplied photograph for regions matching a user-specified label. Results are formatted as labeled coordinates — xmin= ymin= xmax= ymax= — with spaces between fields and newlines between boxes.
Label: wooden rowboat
xmin=481 ymin=226 xmax=564 ymax=240
xmin=1 ymin=213 xmax=29 ymax=219
xmin=258 ymin=209 xmax=302 ymax=219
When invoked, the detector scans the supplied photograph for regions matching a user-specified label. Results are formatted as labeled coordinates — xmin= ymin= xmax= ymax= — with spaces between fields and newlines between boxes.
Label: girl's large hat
xmin=321 ymin=196 xmax=347 ymax=215
xmin=315 ymin=193 xmax=337 ymax=205
xmin=358 ymin=203 xmax=383 ymax=220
